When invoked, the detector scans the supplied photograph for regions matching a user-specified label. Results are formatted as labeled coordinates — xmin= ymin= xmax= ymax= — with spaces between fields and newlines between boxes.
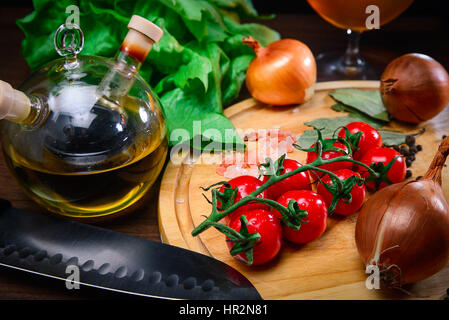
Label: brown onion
xmin=355 ymin=136 xmax=449 ymax=286
xmin=380 ymin=53 xmax=449 ymax=124
xmin=243 ymin=37 xmax=316 ymax=106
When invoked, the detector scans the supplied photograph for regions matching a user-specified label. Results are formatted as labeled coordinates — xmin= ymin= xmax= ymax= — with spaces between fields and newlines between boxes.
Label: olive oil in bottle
xmin=4 ymin=136 xmax=167 ymax=219
xmin=0 ymin=16 xmax=168 ymax=219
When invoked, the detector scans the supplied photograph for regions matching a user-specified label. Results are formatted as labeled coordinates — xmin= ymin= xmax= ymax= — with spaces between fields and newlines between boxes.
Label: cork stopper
xmin=128 ymin=15 xmax=163 ymax=43
xmin=0 ymin=80 xmax=31 ymax=123
xmin=120 ymin=15 xmax=163 ymax=63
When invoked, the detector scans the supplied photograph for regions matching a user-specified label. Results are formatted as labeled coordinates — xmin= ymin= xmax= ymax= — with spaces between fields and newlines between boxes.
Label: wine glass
xmin=307 ymin=0 xmax=414 ymax=81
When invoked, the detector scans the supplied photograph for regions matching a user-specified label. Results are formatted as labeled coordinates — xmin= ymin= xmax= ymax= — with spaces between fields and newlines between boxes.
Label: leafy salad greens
xmin=17 ymin=0 xmax=280 ymax=149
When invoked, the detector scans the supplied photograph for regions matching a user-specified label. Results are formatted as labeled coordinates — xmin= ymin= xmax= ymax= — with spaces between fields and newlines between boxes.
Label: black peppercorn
xmin=406 ymin=170 xmax=412 ymax=179
xmin=406 ymin=159 xmax=412 ymax=167
xmin=400 ymin=145 xmax=409 ymax=155
xmin=405 ymin=135 xmax=415 ymax=146
xmin=416 ymin=145 xmax=422 ymax=151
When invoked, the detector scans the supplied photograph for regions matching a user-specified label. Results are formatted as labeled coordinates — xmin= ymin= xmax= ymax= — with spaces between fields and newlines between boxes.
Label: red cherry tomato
xmin=262 ymin=159 xmax=311 ymax=200
xmin=306 ymin=139 xmax=353 ymax=179
xmin=273 ymin=190 xmax=328 ymax=244
xmin=337 ymin=122 xmax=382 ymax=160
xmin=219 ymin=175 xmax=270 ymax=222
xmin=227 ymin=209 xmax=282 ymax=266
xmin=316 ymin=169 xmax=366 ymax=216
xmin=359 ymin=147 xmax=406 ymax=190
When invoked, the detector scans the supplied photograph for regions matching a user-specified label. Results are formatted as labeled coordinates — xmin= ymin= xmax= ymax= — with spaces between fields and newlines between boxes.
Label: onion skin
xmin=244 ymin=37 xmax=316 ymax=106
xmin=355 ymin=137 xmax=449 ymax=286
xmin=380 ymin=53 xmax=449 ymax=124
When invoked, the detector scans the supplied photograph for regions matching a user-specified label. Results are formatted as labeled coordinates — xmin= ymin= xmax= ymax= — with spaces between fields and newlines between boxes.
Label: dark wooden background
xmin=0 ymin=0 xmax=448 ymax=299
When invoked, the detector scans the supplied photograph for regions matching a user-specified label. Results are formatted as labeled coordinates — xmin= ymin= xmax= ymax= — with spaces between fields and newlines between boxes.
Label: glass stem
xmin=342 ymin=29 xmax=364 ymax=68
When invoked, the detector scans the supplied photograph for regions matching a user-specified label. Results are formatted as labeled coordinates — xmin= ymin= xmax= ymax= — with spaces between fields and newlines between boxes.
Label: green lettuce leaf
xmin=17 ymin=0 xmax=280 ymax=149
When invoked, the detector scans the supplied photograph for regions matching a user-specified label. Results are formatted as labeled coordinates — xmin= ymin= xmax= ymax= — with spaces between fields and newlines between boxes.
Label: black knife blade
xmin=0 ymin=199 xmax=262 ymax=300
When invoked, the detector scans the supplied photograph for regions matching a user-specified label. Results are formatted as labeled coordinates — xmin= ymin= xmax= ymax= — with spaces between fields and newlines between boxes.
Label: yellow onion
xmin=380 ymin=53 xmax=449 ymax=124
xmin=355 ymin=136 xmax=449 ymax=286
xmin=243 ymin=37 xmax=316 ymax=106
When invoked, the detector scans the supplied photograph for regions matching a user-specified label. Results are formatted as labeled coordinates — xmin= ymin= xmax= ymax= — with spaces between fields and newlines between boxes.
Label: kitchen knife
xmin=0 ymin=199 xmax=262 ymax=300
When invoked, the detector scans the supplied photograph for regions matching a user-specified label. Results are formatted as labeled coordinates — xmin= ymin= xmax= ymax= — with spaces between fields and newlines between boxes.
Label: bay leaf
xmin=296 ymin=129 xmax=322 ymax=149
xmin=297 ymin=116 xmax=410 ymax=148
xmin=297 ymin=116 xmax=362 ymax=148
xmin=378 ymin=130 xmax=408 ymax=146
xmin=331 ymin=103 xmax=386 ymax=129
xmin=329 ymin=89 xmax=389 ymax=122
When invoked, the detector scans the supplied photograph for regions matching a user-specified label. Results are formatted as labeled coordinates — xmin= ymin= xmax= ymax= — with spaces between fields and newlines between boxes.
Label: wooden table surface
xmin=0 ymin=6 xmax=448 ymax=299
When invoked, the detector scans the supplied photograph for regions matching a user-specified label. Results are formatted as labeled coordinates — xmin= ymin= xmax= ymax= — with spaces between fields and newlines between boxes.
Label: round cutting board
xmin=158 ymin=81 xmax=449 ymax=300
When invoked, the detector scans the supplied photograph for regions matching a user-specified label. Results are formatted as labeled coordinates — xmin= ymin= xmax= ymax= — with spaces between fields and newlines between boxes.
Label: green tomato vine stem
xmin=191 ymin=154 xmax=379 ymax=237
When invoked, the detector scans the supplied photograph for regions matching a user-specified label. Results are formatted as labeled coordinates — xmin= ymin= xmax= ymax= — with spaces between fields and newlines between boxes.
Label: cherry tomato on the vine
xmin=337 ymin=121 xmax=382 ymax=161
xmin=306 ymin=139 xmax=353 ymax=180
xmin=262 ymin=158 xmax=311 ymax=200
xmin=227 ymin=209 xmax=282 ymax=266
xmin=316 ymin=169 xmax=366 ymax=216
xmin=218 ymin=175 xmax=270 ymax=222
xmin=273 ymin=190 xmax=328 ymax=244
xmin=359 ymin=147 xmax=406 ymax=191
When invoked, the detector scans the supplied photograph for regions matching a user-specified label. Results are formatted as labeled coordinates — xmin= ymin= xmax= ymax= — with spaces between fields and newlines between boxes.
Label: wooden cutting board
xmin=158 ymin=81 xmax=449 ymax=300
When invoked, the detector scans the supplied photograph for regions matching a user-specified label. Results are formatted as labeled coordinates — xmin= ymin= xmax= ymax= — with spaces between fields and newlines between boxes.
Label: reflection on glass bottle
xmin=0 ymin=16 xmax=167 ymax=220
